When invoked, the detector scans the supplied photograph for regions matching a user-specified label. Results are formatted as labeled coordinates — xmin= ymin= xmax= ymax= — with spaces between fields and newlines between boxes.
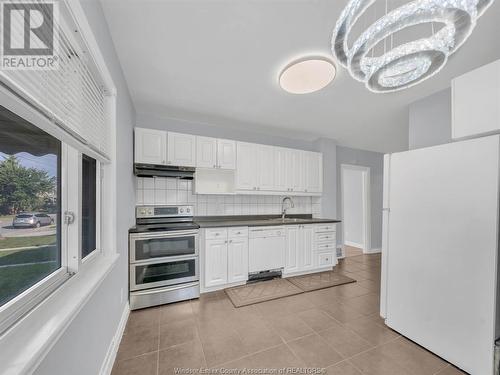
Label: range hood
xmin=134 ymin=163 xmax=195 ymax=179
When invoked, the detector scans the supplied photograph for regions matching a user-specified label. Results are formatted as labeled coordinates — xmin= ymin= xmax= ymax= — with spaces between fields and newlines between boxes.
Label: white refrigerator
xmin=380 ymin=134 xmax=500 ymax=375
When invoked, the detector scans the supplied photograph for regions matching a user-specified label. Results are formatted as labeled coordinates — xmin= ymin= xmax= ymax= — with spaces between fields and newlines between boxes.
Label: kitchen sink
xmin=267 ymin=218 xmax=305 ymax=223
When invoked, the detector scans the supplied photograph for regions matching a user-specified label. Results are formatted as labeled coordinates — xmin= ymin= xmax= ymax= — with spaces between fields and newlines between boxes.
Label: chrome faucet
xmin=281 ymin=196 xmax=295 ymax=220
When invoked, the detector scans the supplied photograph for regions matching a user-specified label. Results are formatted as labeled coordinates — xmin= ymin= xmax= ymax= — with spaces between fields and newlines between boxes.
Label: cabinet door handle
xmin=229 ymin=240 xmax=233 ymax=243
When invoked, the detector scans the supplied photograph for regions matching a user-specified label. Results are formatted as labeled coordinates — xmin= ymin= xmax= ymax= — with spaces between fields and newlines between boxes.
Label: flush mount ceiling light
xmin=279 ymin=58 xmax=336 ymax=94
xmin=332 ymin=0 xmax=494 ymax=93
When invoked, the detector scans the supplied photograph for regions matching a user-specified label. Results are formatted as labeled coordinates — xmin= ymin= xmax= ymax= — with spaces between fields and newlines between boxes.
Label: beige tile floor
xmin=112 ymin=253 xmax=467 ymax=375
xmin=344 ymin=245 xmax=363 ymax=258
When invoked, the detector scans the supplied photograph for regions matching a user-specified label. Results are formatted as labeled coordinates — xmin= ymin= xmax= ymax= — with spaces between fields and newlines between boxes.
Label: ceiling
xmin=100 ymin=0 xmax=500 ymax=153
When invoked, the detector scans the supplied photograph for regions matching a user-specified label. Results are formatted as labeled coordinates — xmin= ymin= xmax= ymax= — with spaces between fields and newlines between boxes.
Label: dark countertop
xmin=194 ymin=214 xmax=341 ymax=228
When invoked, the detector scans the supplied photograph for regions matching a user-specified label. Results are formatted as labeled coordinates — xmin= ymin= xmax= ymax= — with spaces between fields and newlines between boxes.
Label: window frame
xmin=0 ymin=89 xmax=109 ymax=334
xmin=81 ymin=155 xmax=102 ymax=263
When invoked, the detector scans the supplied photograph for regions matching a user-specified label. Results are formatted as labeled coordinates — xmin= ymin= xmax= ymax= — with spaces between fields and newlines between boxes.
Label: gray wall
xmin=34 ymin=1 xmax=136 ymax=374
xmin=343 ymin=168 xmax=364 ymax=246
xmin=409 ymin=88 xmax=451 ymax=149
xmin=136 ymin=113 xmax=316 ymax=151
xmin=336 ymin=146 xmax=384 ymax=250
xmin=313 ymin=138 xmax=337 ymax=220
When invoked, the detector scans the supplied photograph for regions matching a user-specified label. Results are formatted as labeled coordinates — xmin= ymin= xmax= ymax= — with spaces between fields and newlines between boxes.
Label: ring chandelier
xmin=332 ymin=0 xmax=494 ymax=93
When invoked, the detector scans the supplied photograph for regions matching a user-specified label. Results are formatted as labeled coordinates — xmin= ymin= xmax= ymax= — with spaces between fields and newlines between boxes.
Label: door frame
xmin=340 ymin=164 xmax=371 ymax=254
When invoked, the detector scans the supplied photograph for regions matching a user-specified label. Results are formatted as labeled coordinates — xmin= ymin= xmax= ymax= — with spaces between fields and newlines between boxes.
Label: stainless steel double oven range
xmin=129 ymin=205 xmax=199 ymax=310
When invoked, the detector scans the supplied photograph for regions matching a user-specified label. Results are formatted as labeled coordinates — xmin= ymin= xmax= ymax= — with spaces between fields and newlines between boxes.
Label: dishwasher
xmin=248 ymin=226 xmax=286 ymax=280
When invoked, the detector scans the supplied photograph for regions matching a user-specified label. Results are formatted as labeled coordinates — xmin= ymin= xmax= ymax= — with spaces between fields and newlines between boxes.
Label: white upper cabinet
xmin=274 ymin=147 xmax=288 ymax=191
xmin=289 ymin=150 xmax=305 ymax=192
xmin=135 ymin=128 xmax=323 ymax=195
xmin=452 ymin=59 xmax=500 ymax=139
xmin=217 ymin=139 xmax=236 ymax=169
xmin=236 ymin=142 xmax=259 ymax=190
xmin=305 ymin=152 xmax=323 ymax=193
xmin=196 ymin=136 xmax=217 ymax=168
xmin=258 ymin=145 xmax=275 ymax=191
xmin=167 ymin=132 xmax=196 ymax=167
xmin=196 ymin=137 xmax=236 ymax=169
xmin=134 ymin=127 xmax=167 ymax=165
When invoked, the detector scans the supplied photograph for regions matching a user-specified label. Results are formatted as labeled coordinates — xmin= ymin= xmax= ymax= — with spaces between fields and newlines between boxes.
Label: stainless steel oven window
xmin=130 ymin=231 xmax=198 ymax=262
xmin=130 ymin=256 xmax=199 ymax=291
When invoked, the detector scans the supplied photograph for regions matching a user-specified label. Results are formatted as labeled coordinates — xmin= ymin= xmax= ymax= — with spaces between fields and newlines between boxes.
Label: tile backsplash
xmin=136 ymin=177 xmax=322 ymax=216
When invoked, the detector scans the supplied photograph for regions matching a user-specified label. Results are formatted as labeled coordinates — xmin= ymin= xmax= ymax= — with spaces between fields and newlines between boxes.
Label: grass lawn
xmin=0 ymin=215 xmax=14 ymax=223
xmin=0 ymin=235 xmax=56 ymax=250
xmin=0 ymin=262 xmax=59 ymax=306
xmin=0 ymin=245 xmax=58 ymax=265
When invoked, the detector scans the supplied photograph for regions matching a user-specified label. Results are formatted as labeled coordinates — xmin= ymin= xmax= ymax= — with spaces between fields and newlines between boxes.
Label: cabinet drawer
xmin=315 ymin=232 xmax=335 ymax=242
xmin=205 ymin=228 xmax=228 ymax=240
xmin=315 ymin=224 xmax=336 ymax=233
xmin=228 ymin=227 xmax=248 ymax=238
xmin=316 ymin=242 xmax=335 ymax=251
xmin=317 ymin=252 xmax=334 ymax=267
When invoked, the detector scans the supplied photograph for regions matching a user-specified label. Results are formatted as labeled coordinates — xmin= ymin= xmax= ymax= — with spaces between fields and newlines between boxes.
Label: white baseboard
xmin=364 ymin=248 xmax=381 ymax=254
xmin=100 ymin=303 xmax=129 ymax=375
xmin=344 ymin=240 xmax=364 ymax=249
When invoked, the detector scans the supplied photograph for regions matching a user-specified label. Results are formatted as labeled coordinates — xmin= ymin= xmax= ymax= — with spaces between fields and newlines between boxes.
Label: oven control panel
xmin=136 ymin=205 xmax=194 ymax=218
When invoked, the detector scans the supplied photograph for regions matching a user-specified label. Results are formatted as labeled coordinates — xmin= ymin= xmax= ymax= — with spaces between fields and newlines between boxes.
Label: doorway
xmin=341 ymin=164 xmax=370 ymax=256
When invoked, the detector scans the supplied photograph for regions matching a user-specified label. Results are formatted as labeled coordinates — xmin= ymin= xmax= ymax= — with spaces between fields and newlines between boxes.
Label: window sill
xmin=0 ymin=252 xmax=119 ymax=375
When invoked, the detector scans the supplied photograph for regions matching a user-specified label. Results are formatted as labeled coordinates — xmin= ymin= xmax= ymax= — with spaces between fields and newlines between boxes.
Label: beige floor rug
xmin=225 ymin=278 xmax=303 ymax=307
xmin=288 ymin=271 xmax=356 ymax=292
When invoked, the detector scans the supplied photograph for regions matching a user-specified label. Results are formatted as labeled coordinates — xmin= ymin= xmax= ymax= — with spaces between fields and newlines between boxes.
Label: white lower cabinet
xmin=285 ymin=226 xmax=299 ymax=273
xmin=228 ymin=237 xmax=249 ymax=283
xmin=285 ymin=225 xmax=314 ymax=274
xmin=203 ymin=224 xmax=337 ymax=291
xmin=204 ymin=238 xmax=228 ymax=288
xmin=203 ymin=227 xmax=248 ymax=290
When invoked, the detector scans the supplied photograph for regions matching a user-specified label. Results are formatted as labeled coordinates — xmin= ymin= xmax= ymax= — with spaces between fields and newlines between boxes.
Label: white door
xmin=236 ymin=142 xmax=258 ymax=190
xmin=134 ymin=128 xmax=166 ymax=165
xmin=167 ymin=132 xmax=196 ymax=167
xmin=299 ymin=225 xmax=314 ymax=270
xmin=258 ymin=145 xmax=275 ymax=191
xmin=196 ymin=136 xmax=217 ymax=168
xmin=285 ymin=226 xmax=299 ymax=273
xmin=227 ymin=238 xmax=248 ymax=283
xmin=274 ymin=147 xmax=288 ymax=192
xmin=217 ymin=139 xmax=236 ymax=169
xmin=384 ymin=135 xmax=500 ymax=375
xmin=204 ymin=239 xmax=228 ymax=288
xmin=305 ymin=152 xmax=323 ymax=193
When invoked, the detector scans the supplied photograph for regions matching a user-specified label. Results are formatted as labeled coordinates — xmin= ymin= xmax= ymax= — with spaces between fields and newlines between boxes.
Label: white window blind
xmin=0 ymin=2 xmax=109 ymax=159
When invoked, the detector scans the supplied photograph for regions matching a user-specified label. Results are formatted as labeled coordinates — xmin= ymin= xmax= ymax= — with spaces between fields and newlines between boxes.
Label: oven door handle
xmin=131 ymin=254 xmax=199 ymax=266
xmin=130 ymin=230 xmax=199 ymax=240
xmin=131 ymin=281 xmax=200 ymax=296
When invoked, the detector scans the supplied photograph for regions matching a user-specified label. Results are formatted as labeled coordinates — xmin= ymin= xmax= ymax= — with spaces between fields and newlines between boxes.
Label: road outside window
xmin=0 ymin=106 xmax=61 ymax=307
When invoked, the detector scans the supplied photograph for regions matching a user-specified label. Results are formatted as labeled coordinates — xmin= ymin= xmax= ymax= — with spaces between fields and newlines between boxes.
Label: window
xmin=82 ymin=155 xmax=97 ymax=258
xmin=0 ymin=106 xmax=61 ymax=307
xmin=0 ymin=100 xmax=106 ymax=333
